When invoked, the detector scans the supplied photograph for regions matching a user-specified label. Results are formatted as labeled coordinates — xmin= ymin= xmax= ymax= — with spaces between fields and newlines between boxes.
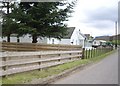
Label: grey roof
xmin=63 ymin=27 xmax=75 ymax=39
xmin=84 ymin=34 xmax=90 ymax=39
xmin=79 ymin=32 xmax=87 ymax=39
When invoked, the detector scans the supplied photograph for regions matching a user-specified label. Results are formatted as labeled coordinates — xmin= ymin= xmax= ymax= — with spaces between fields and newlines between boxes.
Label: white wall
xmin=47 ymin=38 xmax=60 ymax=44
xmin=59 ymin=39 xmax=70 ymax=45
xmin=70 ymin=28 xmax=85 ymax=46
xmin=19 ymin=34 xmax=32 ymax=43
xmin=0 ymin=37 xmax=2 ymax=42
xmin=47 ymin=28 xmax=86 ymax=46
xmin=1 ymin=34 xmax=47 ymax=43
xmin=0 ymin=28 xmax=86 ymax=47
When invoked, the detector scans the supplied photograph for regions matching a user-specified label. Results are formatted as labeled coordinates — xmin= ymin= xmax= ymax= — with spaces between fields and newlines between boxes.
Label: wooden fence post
xmin=95 ymin=48 xmax=96 ymax=57
xmin=3 ymin=57 xmax=8 ymax=78
xmin=94 ymin=49 xmax=95 ymax=57
xmin=96 ymin=48 xmax=97 ymax=57
xmin=82 ymin=48 xmax=85 ymax=59
xmin=38 ymin=55 xmax=42 ymax=71
xmin=91 ymin=48 xmax=92 ymax=58
xmin=101 ymin=47 xmax=102 ymax=55
xmin=58 ymin=54 xmax=61 ymax=61
xmin=15 ymin=42 xmax=17 ymax=51
xmin=93 ymin=48 xmax=94 ymax=58
xmin=106 ymin=47 xmax=107 ymax=53
xmin=88 ymin=49 xmax=90 ymax=59
xmin=86 ymin=49 xmax=87 ymax=59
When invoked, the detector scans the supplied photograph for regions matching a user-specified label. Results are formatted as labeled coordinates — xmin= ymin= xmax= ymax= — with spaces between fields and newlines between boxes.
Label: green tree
xmin=2 ymin=2 xmax=32 ymax=42
xmin=2 ymin=2 xmax=12 ymax=42
xmin=2 ymin=1 xmax=22 ymax=42
xmin=13 ymin=1 xmax=76 ymax=43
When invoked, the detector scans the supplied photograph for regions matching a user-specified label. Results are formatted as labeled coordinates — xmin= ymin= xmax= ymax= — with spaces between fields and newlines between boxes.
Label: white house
xmin=48 ymin=27 xmax=87 ymax=47
xmin=1 ymin=27 xmax=87 ymax=47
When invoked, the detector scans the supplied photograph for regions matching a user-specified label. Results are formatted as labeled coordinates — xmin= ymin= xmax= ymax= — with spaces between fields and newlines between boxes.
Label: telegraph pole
xmin=115 ymin=21 xmax=117 ymax=49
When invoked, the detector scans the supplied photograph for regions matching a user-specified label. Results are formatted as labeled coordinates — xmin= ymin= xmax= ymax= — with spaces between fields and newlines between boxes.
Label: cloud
xmin=83 ymin=20 xmax=115 ymax=30
xmin=81 ymin=7 xmax=117 ymax=30
xmin=85 ymin=7 xmax=117 ymax=22
xmin=68 ymin=0 xmax=119 ymax=36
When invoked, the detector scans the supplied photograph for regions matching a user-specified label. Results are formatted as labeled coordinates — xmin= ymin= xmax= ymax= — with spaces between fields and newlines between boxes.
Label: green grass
xmin=84 ymin=48 xmax=113 ymax=59
xmin=1 ymin=50 xmax=115 ymax=84
xmin=89 ymin=50 xmax=115 ymax=62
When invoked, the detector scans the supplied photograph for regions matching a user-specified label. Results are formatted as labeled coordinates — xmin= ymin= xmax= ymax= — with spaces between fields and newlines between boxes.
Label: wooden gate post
xmin=82 ymin=48 xmax=85 ymax=59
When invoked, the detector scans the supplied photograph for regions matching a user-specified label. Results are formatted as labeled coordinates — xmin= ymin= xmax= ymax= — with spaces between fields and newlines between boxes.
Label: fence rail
xmin=84 ymin=47 xmax=113 ymax=59
xmin=1 ymin=42 xmax=82 ymax=51
xmin=0 ymin=50 xmax=82 ymax=77
xmin=0 ymin=42 xmax=113 ymax=77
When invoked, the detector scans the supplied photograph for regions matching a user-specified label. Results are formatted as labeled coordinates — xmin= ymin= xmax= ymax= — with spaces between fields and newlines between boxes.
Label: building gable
xmin=62 ymin=27 xmax=75 ymax=39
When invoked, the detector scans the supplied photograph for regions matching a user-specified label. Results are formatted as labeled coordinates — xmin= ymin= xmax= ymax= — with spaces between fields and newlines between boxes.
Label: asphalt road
xmin=52 ymin=51 xmax=118 ymax=84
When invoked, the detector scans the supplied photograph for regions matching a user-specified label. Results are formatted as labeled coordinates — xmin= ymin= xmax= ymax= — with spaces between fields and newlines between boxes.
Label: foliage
xmin=111 ymin=40 xmax=120 ymax=45
xmin=2 ymin=1 xmax=76 ymax=43
xmin=2 ymin=2 xmax=15 ymax=42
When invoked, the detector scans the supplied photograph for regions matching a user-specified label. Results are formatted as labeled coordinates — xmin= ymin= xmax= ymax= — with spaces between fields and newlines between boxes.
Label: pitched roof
xmin=63 ymin=27 xmax=75 ymax=39
xmin=84 ymin=34 xmax=90 ymax=39
xmin=79 ymin=32 xmax=87 ymax=39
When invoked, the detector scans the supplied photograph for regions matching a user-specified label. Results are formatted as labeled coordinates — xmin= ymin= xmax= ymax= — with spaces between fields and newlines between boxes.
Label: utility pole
xmin=115 ymin=21 xmax=117 ymax=49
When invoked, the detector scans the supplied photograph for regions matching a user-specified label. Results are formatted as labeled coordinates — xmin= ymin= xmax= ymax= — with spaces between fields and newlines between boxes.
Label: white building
xmin=48 ymin=27 xmax=87 ymax=47
xmin=1 ymin=27 xmax=87 ymax=47
xmin=1 ymin=34 xmax=47 ymax=43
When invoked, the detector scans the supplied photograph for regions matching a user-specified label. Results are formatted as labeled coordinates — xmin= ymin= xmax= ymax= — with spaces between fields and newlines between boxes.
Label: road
xmin=52 ymin=51 xmax=118 ymax=84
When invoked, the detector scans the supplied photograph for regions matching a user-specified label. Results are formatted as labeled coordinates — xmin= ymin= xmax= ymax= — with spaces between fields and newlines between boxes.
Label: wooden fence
xmin=1 ymin=42 xmax=82 ymax=51
xmin=0 ymin=50 xmax=82 ymax=77
xmin=84 ymin=47 xmax=113 ymax=59
xmin=0 ymin=42 xmax=113 ymax=77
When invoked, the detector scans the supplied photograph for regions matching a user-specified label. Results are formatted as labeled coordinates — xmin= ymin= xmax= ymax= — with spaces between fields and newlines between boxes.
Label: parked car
xmin=92 ymin=40 xmax=106 ymax=48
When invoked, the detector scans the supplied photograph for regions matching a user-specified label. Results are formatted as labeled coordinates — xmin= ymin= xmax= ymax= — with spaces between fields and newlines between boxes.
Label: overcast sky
xmin=0 ymin=0 xmax=119 ymax=37
xmin=67 ymin=0 xmax=119 ymax=37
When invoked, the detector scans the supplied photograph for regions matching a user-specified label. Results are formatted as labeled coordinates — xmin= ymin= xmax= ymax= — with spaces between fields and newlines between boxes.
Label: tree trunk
xmin=7 ymin=35 xmax=10 ymax=42
xmin=32 ymin=35 xmax=38 ymax=43
xmin=17 ymin=36 xmax=20 ymax=43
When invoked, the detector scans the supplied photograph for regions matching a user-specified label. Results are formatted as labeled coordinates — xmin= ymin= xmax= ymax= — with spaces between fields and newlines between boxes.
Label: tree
xmin=2 ymin=1 xmax=19 ymax=42
xmin=2 ymin=2 xmax=11 ymax=42
xmin=2 ymin=1 xmax=30 ymax=42
xmin=12 ymin=1 xmax=76 ymax=43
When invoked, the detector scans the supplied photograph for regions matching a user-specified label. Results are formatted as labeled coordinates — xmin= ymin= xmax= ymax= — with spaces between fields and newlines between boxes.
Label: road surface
xmin=52 ymin=51 xmax=118 ymax=84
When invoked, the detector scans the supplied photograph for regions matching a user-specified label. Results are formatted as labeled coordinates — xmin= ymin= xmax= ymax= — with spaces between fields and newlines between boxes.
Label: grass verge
xmin=2 ymin=50 xmax=116 ymax=84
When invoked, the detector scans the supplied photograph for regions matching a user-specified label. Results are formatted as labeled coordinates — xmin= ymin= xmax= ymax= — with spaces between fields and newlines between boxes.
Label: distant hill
xmin=94 ymin=34 xmax=120 ymax=41
xmin=110 ymin=34 xmax=120 ymax=41
xmin=95 ymin=36 xmax=110 ymax=41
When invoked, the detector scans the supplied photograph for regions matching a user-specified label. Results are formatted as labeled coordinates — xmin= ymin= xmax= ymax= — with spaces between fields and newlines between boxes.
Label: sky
xmin=0 ymin=0 xmax=119 ymax=37
xmin=67 ymin=0 xmax=119 ymax=37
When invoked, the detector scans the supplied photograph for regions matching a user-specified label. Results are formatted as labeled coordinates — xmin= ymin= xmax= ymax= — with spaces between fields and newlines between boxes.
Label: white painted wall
xmin=70 ymin=28 xmax=85 ymax=46
xmin=19 ymin=34 xmax=32 ymax=43
xmin=47 ymin=38 xmax=60 ymax=44
xmin=47 ymin=28 xmax=86 ymax=46
xmin=59 ymin=39 xmax=70 ymax=45
xmin=1 ymin=34 xmax=47 ymax=43
xmin=0 ymin=28 xmax=86 ymax=47
xmin=0 ymin=37 xmax=2 ymax=42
